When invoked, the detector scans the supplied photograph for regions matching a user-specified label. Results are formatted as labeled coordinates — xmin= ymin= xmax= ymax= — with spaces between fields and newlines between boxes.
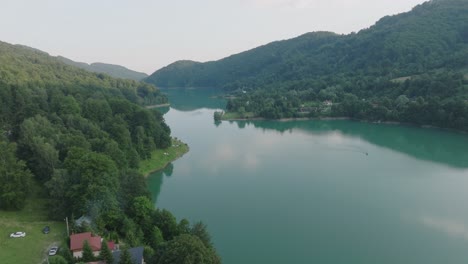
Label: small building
xmin=70 ymin=232 xmax=115 ymax=258
xmin=112 ymin=247 xmax=145 ymax=264
xmin=75 ymin=215 xmax=93 ymax=227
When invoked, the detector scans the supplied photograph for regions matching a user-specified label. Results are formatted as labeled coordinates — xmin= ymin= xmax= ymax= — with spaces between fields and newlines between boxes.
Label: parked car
xmin=42 ymin=226 xmax=50 ymax=234
xmin=10 ymin=232 xmax=26 ymax=238
xmin=48 ymin=246 xmax=58 ymax=256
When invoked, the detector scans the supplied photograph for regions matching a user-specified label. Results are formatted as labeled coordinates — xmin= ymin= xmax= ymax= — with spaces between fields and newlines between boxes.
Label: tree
xmin=191 ymin=221 xmax=213 ymax=249
xmin=131 ymin=196 xmax=153 ymax=224
xmin=213 ymin=111 xmax=223 ymax=121
xmin=119 ymin=248 xmax=133 ymax=264
xmin=64 ymin=147 xmax=119 ymax=214
xmin=237 ymin=107 xmax=246 ymax=118
xmin=153 ymin=209 xmax=179 ymax=240
xmin=157 ymin=234 xmax=220 ymax=264
xmin=81 ymin=240 xmax=95 ymax=262
xmin=48 ymin=255 xmax=68 ymax=264
xmin=148 ymin=226 xmax=164 ymax=250
xmin=119 ymin=169 xmax=150 ymax=212
xmin=57 ymin=244 xmax=74 ymax=264
xmin=0 ymin=141 xmax=32 ymax=210
xmin=121 ymin=217 xmax=144 ymax=247
xmin=18 ymin=115 xmax=60 ymax=182
xmin=178 ymin=218 xmax=191 ymax=235
xmin=99 ymin=239 xmax=114 ymax=264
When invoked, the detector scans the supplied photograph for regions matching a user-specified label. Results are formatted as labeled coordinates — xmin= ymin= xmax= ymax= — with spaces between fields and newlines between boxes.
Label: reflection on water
xmin=421 ymin=216 xmax=468 ymax=240
xmin=161 ymin=87 xmax=468 ymax=168
xmin=232 ymin=120 xmax=468 ymax=169
xmin=147 ymin=163 xmax=174 ymax=203
xmin=160 ymin=87 xmax=225 ymax=111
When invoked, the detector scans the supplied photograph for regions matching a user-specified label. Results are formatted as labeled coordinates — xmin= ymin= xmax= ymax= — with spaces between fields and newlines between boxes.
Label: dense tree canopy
xmin=0 ymin=40 xmax=173 ymax=216
xmin=0 ymin=141 xmax=32 ymax=210
xmin=157 ymin=234 xmax=221 ymax=264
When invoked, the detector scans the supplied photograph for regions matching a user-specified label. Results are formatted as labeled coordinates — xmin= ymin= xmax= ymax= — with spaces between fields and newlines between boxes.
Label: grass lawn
xmin=0 ymin=184 xmax=66 ymax=264
xmin=138 ymin=138 xmax=189 ymax=176
xmin=221 ymin=111 xmax=256 ymax=120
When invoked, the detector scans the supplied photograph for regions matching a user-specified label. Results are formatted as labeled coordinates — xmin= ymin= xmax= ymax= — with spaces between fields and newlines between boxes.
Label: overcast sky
xmin=0 ymin=0 xmax=427 ymax=74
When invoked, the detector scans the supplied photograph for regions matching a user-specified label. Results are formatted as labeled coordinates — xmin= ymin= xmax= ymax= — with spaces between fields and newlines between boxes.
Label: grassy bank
xmin=145 ymin=103 xmax=171 ymax=109
xmin=138 ymin=138 xmax=189 ymax=176
xmin=221 ymin=111 xmax=256 ymax=120
xmin=0 ymin=184 xmax=66 ymax=264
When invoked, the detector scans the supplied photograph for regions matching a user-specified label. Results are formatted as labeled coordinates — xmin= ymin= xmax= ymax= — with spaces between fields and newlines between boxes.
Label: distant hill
xmin=146 ymin=0 xmax=468 ymax=131
xmin=146 ymin=0 xmax=468 ymax=90
xmin=0 ymin=42 xmax=166 ymax=107
xmin=145 ymin=60 xmax=201 ymax=87
xmin=57 ymin=56 xmax=148 ymax=81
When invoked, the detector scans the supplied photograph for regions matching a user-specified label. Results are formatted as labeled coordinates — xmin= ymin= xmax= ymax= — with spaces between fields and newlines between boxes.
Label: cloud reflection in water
xmin=421 ymin=216 xmax=468 ymax=240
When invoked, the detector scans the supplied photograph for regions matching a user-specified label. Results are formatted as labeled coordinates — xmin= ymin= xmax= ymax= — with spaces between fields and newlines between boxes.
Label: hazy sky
xmin=0 ymin=0 xmax=427 ymax=74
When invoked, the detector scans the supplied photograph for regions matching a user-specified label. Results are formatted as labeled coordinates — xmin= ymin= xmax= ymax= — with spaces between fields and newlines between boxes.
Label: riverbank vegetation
xmin=0 ymin=41 xmax=219 ymax=263
xmin=222 ymin=71 xmax=468 ymax=131
xmin=138 ymin=138 xmax=189 ymax=176
xmin=151 ymin=0 xmax=468 ymax=132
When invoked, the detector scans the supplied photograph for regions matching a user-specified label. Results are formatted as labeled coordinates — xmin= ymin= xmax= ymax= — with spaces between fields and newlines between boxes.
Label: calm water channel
xmin=149 ymin=88 xmax=468 ymax=264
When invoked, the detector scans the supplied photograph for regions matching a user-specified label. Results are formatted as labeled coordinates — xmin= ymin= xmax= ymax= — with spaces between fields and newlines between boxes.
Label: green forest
xmin=57 ymin=56 xmax=149 ymax=81
xmin=0 ymin=41 xmax=220 ymax=263
xmin=148 ymin=0 xmax=468 ymax=131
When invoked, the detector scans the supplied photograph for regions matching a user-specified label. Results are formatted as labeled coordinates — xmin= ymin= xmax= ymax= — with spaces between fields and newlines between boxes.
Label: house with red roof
xmin=70 ymin=232 xmax=115 ymax=258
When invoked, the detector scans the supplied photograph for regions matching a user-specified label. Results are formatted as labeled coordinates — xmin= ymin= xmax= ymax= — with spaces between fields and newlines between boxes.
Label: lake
xmin=149 ymin=88 xmax=468 ymax=264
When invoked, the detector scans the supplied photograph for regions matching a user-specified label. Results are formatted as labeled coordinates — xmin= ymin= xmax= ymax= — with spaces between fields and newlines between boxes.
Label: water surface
xmin=149 ymin=88 xmax=468 ymax=264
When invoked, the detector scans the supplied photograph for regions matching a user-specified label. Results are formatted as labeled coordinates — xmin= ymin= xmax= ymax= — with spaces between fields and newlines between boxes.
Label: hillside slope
xmin=0 ymin=39 xmax=171 ymax=211
xmin=57 ymin=56 xmax=148 ymax=81
xmin=147 ymin=0 xmax=468 ymax=90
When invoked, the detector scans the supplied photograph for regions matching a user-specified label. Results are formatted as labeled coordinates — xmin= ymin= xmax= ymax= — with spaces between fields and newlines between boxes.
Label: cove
xmin=149 ymin=88 xmax=468 ymax=264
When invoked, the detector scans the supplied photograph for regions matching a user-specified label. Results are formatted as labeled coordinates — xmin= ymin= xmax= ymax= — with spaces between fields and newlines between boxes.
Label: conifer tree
xmin=82 ymin=240 xmax=95 ymax=262
xmin=99 ymin=239 xmax=114 ymax=264
xmin=118 ymin=248 xmax=133 ymax=264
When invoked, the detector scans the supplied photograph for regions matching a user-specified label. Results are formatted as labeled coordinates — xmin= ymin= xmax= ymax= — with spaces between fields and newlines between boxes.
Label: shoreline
xmin=139 ymin=138 xmax=189 ymax=177
xmin=145 ymin=103 xmax=171 ymax=109
xmin=220 ymin=115 xmax=467 ymax=134
xmin=221 ymin=116 xmax=351 ymax=122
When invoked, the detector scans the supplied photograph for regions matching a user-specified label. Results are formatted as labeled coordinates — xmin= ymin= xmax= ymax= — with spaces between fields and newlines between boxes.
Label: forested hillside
xmin=58 ymin=56 xmax=148 ymax=81
xmin=148 ymin=0 xmax=468 ymax=89
xmin=0 ymin=41 xmax=220 ymax=263
xmin=149 ymin=0 xmax=468 ymax=131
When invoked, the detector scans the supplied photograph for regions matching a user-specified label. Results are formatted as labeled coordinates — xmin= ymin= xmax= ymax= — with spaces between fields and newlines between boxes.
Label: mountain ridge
xmin=57 ymin=55 xmax=148 ymax=81
xmin=145 ymin=0 xmax=468 ymax=89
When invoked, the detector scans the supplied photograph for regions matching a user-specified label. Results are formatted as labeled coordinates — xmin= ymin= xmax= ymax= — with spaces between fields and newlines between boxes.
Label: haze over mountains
xmin=146 ymin=0 xmax=468 ymax=90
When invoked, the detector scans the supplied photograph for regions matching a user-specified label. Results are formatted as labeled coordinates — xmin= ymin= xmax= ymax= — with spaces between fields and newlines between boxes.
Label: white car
xmin=10 ymin=232 xmax=26 ymax=238
xmin=48 ymin=246 xmax=58 ymax=256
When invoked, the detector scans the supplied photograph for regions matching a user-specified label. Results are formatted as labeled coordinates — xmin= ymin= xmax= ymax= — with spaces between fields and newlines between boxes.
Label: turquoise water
xmin=149 ymin=88 xmax=468 ymax=264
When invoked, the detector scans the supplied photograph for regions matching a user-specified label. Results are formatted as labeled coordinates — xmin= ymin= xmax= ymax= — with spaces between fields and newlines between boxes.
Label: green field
xmin=0 ymin=185 xmax=66 ymax=264
xmin=221 ymin=111 xmax=256 ymax=120
xmin=138 ymin=138 xmax=189 ymax=176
